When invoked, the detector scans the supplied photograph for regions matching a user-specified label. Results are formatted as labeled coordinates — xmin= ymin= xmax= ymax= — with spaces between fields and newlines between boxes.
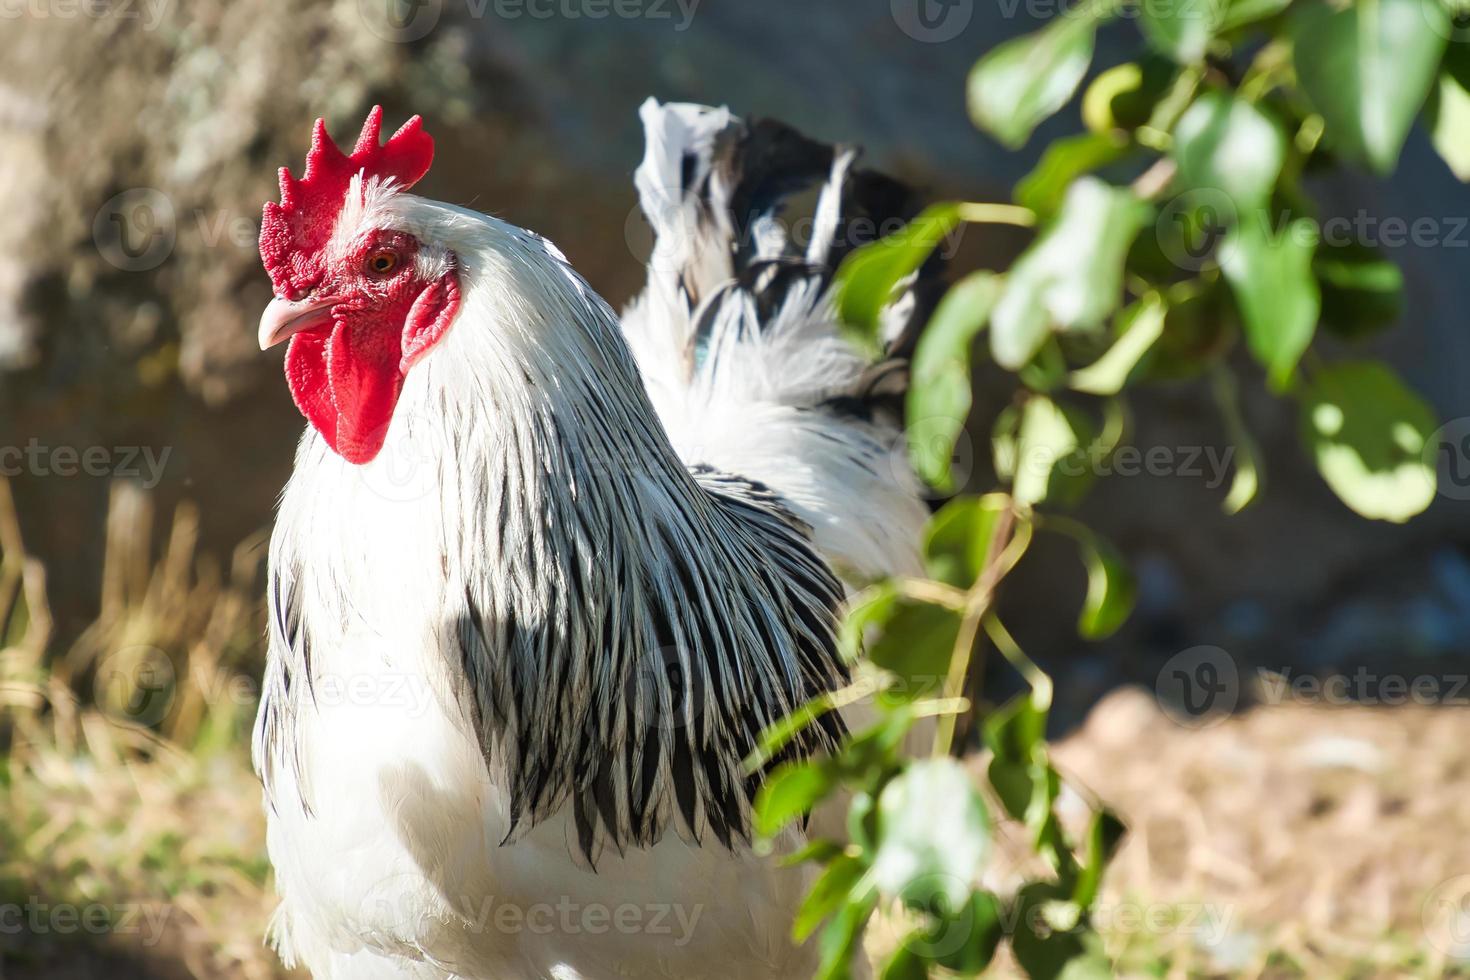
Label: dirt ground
xmin=1046 ymin=688 xmax=1470 ymax=978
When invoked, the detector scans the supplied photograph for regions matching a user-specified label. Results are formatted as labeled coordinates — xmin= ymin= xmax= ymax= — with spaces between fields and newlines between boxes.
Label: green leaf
xmin=796 ymin=854 xmax=868 ymax=943
xmin=866 ymin=599 xmax=962 ymax=701
xmin=1171 ymin=91 xmax=1287 ymax=214
xmin=1009 ymin=395 xmax=1096 ymax=509
xmin=880 ymin=944 xmax=929 ymax=980
xmin=1010 ymin=883 xmax=1088 ymax=980
xmin=1219 ymin=0 xmax=1294 ymax=31
xmin=781 ymin=838 xmax=845 ymax=868
xmin=992 ymin=178 xmax=1150 ymax=371
xmin=988 ymin=757 xmax=1041 ymax=826
xmin=968 ymin=11 xmax=1101 ymax=149
xmin=1019 ymin=337 xmax=1071 ymax=392
xmin=983 ymin=694 xmax=1048 ymax=817
xmin=1071 ymin=809 xmax=1126 ymax=909
xmin=1082 ymin=56 xmax=1179 ymax=133
xmin=1429 ymin=70 xmax=1470 ymax=180
xmin=872 ymin=759 xmax=991 ymax=909
xmin=1140 ymin=0 xmax=1222 ymax=61
xmin=896 ymin=887 xmax=1005 ymax=973
xmin=907 ymin=271 xmax=1001 ymax=489
xmin=932 ymin=890 xmax=1005 ymax=974
xmin=748 ymin=686 xmax=849 ymax=772
xmin=814 ymin=887 xmax=878 ymax=980
xmin=923 ymin=493 xmax=1009 ymax=588
xmin=1137 ymin=185 xmax=1233 ymax=279
xmin=753 ymin=760 xmax=836 ymax=838
xmin=835 ymin=710 xmax=920 ymax=783
xmin=1070 ymin=294 xmax=1168 ymax=395
xmin=982 ymin=693 xmax=1073 ymax=878
xmin=1291 ymin=0 xmax=1449 ymax=174
xmin=834 ymin=204 xmax=961 ymax=350
xmin=839 ymin=582 xmax=901 ymax=662
xmin=1016 ymin=927 xmax=1115 ymax=980
xmin=1446 ymin=19 xmax=1470 ymax=90
xmin=1015 ymin=132 xmax=1129 ymax=220
xmin=1074 ymin=532 xmax=1136 ymax=640
xmin=846 ymin=790 xmax=878 ymax=851
xmin=1212 ymin=368 xmax=1264 ymax=514
xmin=1141 ymin=281 xmax=1231 ymax=380
xmin=1221 ymin=217 xmax=1320 ymax=391
xmin=1300 ymin=360 xmax=1438 ymax=522
xmin=1083 ymin=62 xmax=1144 ymax=133
xmin=1315 ymin=240 xmax=1404 ymax=340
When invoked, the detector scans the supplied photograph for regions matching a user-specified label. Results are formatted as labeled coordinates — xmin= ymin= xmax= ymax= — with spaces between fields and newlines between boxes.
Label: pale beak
xmin=258 ymin=295 xmax=340 ymax=350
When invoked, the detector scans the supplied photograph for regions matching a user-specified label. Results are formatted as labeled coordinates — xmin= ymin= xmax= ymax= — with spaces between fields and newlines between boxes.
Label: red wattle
xmin=284 ymin=331 xmax=339 ymax=451
xmin=325 ymin=321 xmax=404 ymax=464
xmin=284 ymin=321 xmax=401 ymax=465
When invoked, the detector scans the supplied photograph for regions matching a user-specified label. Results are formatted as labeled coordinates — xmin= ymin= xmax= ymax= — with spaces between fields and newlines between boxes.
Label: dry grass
xmin=3 ymin=475 xmax=1469 ymax=978
xmin=0 ymin=477 xmax=288 ymax=979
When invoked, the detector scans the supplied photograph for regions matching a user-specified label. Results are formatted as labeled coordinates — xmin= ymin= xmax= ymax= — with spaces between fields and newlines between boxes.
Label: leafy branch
xmin=760 ymin=0 xmax=1455 ymax=976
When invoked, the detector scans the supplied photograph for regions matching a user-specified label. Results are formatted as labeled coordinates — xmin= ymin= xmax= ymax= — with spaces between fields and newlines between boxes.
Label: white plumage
xmin=254 ymin=100 xmax=937 ymax=979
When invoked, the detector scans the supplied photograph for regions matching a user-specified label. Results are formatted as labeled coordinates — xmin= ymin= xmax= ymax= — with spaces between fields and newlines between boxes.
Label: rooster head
xmin=258 ymin=107 xmax=461 ymax=464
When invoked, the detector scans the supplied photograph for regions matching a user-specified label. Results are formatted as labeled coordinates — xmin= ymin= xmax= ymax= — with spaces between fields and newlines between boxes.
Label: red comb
xmin=259 ymin=106 xmax=434 ymax=297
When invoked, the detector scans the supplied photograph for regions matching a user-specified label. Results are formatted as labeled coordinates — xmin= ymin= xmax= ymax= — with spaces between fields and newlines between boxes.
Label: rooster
xmin=252 ymin=101 xmax=938 ymax=979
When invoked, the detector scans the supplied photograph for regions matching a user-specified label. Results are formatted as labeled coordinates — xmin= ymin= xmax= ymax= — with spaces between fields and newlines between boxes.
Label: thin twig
xmin=933 ymin=503 xmax=1019 ymax=757
xmin=956 ymin=203 xmax=1037 ymax=228
xmin=1131 ymin=158 xmax=1178 ymax=201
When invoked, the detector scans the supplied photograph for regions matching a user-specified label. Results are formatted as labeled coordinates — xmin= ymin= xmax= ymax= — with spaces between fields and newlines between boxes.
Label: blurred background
xmin=2 ymin=0 xmax=1469 ymax=976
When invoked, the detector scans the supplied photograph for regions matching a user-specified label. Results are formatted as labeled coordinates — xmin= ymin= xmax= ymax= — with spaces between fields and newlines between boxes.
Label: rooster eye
xmin=365 ymin=249 xmax=399 ymax=276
